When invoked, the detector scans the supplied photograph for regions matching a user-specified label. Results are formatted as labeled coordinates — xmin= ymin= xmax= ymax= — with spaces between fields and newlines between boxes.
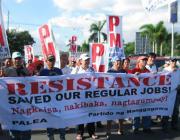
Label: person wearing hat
xmin=131 ymin=56 xmax=149 ymax=74
xmin=71 ymin=53 xmax=98 ymax=140
xmin=3 ymin=52 xmax=31 ymax=140
xmin=161 ymin=58 xmax=180 ymax=132
xmin=163 ymin=58 xmax=178 ymax=72
xmin=39 ymin=54 xmax=66 ymax=140
xmin=131 ymin=56 xmax=152 ymax=134
xmin=158 ymin=60 xmax=170 ymax=72
xmin=3 ymin=52 xmax=30 ymax=77
xmin=71 ymin=53 xmax=94 ymax=74
xmin=106 ymin=55 xmax=126 ymax=139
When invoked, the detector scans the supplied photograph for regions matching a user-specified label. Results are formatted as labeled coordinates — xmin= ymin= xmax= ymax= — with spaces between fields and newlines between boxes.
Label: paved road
xmin=31 ymin=128 xmax=180 ymax=140
xmin=31 ymin=118 xmax=180 ymax=140
xmin=1 ymin=120 xmax=180 ymax=140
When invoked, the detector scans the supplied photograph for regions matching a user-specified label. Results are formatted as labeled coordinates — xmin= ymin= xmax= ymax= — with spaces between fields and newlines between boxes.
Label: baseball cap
xmin=170 ymin=58 xmax=177 ymax=62
xmin=47 ymin=54 xmax=55 ymax=61
xmin=137 ymin=56 xmax=148 ymax=61
xmin=12 ymin=52 xmax=22 ymax=59
xmin=80 ymin=53 xmax=90 ymax=60
xmin=111 ymin=56 xmax=121 ymax=62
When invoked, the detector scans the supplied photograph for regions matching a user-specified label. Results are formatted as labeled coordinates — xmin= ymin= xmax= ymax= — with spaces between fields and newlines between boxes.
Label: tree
xmin=88 ymin=20 xmax=107 ymax=43
xmin=140 ymin=24 xmax=156 ymax=53
xmin=124 ymin=42 xmax=135 ymax=56
xmin=174 ymin=33 xmax=180 ymax=56
xmin=155 ymin=21 xmax=168 ymax=55
xmin=140 ymin=21 xmax=167 ymax=55
xmin=81 ymin=41 xmax=89 ymax=52
xmin=163 ymin=32 xmax=180 ymax=56
xmin=77 ymin=45 xmax=81 ymax=52
xmin=7 ymin=29 xmax=35 ymax=55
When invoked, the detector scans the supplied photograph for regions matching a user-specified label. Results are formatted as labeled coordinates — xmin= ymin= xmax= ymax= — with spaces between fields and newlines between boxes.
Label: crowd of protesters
xmin=0 ymin=51 xmax=180 ymax=140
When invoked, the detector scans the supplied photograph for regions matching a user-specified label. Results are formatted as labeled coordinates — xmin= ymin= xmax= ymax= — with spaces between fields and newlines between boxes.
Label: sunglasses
xmin=48 ymin=59 xmax=55 ymax=62
xmin=14 ymin=57 xmax=22 ymax=60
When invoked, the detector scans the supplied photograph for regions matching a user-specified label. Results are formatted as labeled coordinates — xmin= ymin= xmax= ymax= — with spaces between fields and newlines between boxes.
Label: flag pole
xmin=171 ymin=23 xmax=174 ymax=57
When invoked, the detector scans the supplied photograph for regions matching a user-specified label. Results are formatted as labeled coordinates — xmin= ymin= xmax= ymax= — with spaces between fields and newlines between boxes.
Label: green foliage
xmin=7 ymin=29 xmax=35 ymax=55
xmin=77 ymin=45 xmax=81 ymax=52
xmin=88 ymin=20 xmax=107 ymax=43
xmin=124 ymin=42 xmax=135 ymax=56
xmin=81 ymin=41 xmax=89 ymax=52
xmin=161 ymin=32 xmax=180 ymax=56
xmin=174 ymin=33 xmax=180 ymax=56
xmin=139 ymin=21 xmax=180 ymax=56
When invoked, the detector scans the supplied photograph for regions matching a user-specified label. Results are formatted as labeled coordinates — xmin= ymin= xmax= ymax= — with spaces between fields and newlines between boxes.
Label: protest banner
xmin=38 ymin=24 xmax=56 ymax=59
xmin=107 ymin=15 xmax=125 ymax=60
xmin=24 ymin=45 xmax=34 ymax=62
xmin=38 ymin=24 xmax=60 ymax=67
xmin=90 ymin=43 xmax=108 ymax=72
xmin=0 ymin=0 xmax=10 ymax=59
xmin=0 ymin=71 xmax=179 ymax=130
xmin=70 ymin=35 xmax=77 ymax=53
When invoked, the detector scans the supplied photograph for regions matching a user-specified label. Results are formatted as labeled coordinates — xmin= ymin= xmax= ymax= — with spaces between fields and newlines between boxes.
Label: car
xmin=128 ymin=55 xmax=179 ymax=70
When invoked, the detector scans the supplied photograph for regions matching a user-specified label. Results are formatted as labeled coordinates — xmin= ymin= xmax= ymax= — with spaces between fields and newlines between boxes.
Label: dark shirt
xmin=4 ymin=66 xmax=29 ymax=77
xmin=39 ymin=67 xmax=63 ymax=76
xmin=107 ymin=68 xmax=126 ymax=73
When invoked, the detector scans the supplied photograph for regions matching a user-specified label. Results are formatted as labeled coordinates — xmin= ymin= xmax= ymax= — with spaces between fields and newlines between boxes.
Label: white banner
xmin=107 ymin=15 xmax=125 ymax=59
xmin=141 ymin=0 xmax=177 ymax=12
xmin=0 ymin=71 xmax=179 ymax=130
xmin=0 ymin=0 xmax=10 ymax=59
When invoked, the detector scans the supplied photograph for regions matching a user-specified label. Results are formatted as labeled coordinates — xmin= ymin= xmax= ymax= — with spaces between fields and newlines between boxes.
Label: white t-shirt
xmin=71 ymin=66 xmax=95 ymax=74
xmin=163 ymin=66 xmax=175 ymax=72
xmin=61 ymin=66 xmax=72 ymax=74
xmin=163 ymin=66 xmax=180 ymax=89
xmin=146 ymin=64 xmax=157 ymax=73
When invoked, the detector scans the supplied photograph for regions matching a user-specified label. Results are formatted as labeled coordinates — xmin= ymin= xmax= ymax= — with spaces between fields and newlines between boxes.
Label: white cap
xmin=80 ymin=53 xmax=90 ymax=60
xmin=12 ymin=52 xmax=22 ymax=59
xmin=111 ymin=56 xmax=121 ymax=62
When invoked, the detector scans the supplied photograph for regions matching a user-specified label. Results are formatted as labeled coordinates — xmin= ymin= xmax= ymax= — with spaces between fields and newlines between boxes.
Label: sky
xmin=2 ymin=0 xmax=180 ymax=55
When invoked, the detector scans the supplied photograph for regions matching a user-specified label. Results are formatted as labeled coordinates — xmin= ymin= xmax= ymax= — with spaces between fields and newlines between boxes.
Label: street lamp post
xmin=171 ymin=23 xmax=174 ymax=57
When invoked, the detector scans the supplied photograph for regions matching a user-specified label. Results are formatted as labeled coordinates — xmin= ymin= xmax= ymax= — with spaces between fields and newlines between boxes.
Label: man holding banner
xmin=71 ymin=53 xmax=98 ymax=140
xmin=3 ymin=52 xmax=31 ymax=140
xmin=131 ymin=56 xmax=152 ymax=134
xmin=40 ymin=54 xmax=66 ymax=140
xmin=106 ymin=55 xmax=126 ymax=139
xmin=162 ymin=58 xmax=180 ymax=132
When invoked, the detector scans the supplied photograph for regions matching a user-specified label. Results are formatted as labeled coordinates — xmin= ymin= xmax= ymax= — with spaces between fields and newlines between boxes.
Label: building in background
xmin=135 ymin=32 xmax=152 ymax=55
